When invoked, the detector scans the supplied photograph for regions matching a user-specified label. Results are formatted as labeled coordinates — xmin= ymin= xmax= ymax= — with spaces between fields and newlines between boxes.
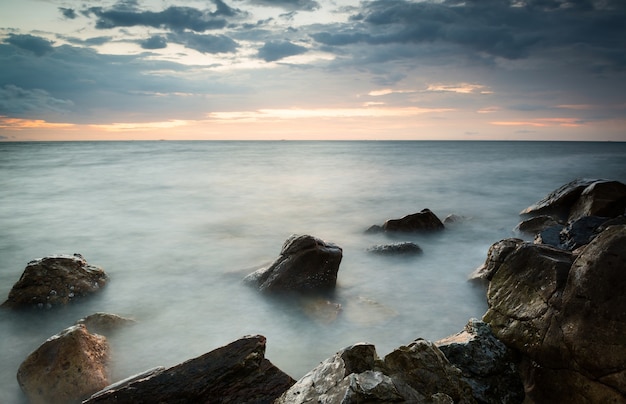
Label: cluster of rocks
xmin=3 ymin=178 xmax=625 ymax=403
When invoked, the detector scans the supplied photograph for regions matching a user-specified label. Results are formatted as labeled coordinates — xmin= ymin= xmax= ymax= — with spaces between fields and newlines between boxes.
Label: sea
xmin=1 ymin=140 xmax=625 ymax=402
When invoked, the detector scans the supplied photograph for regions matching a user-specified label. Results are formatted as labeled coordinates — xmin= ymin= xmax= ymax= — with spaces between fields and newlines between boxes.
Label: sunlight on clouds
xmin=0 ymin=116 xmax=75 ymax=130
xmin=89 ymin=120 xmax=191 ymax=132
xmin=490 ymin=118 xmax=583 ymax=127
xmin=427 ymin=83 xmax=491 ymax=94
xmin=368 ymin=89 xmax=415 ymax=96
xmin=207 ymin=106 xmax=454 ymax=121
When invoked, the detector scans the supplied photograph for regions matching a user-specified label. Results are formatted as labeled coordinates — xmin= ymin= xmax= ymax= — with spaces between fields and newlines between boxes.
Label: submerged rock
xmin=1 ymin=254 xmax=108 ymax=309
xmin=243 ymin=234 xmax=343 ymax=293
xmin=17 ymin=324 xmax=110 ymax=404
xmin=85 ymin=335 xmax=295 ymax=403
xmin=76 ymin=313 xmax=136 ymax=336
xmin=367 ymin=242 xmax=423 ymax=255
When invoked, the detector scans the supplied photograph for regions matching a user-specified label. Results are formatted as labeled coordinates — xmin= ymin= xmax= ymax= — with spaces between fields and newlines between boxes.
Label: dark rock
xmin=367 ymin=242 xmax=423 ymax=255
xmin=243 ymin=234 xmax=342 ymax=293
xmin=76 ymin=313 xmax=136 ymax=336
xmin=520 ymin=178 xmax=626 ymax=223
xmin=559 ymin=215 xmax=610 ymax=251
xmin=364 ymin=224 xmax=384 ymax=234
xmin=383 ymin=209 xmax=445 ymax=232
xmin=436 ymin=319 xmax=524 ymax=404
xmin=515 ymin=215 xmax=560 ymax=235
xmin=18 ymin=324 xmax=110 ymax=404
xmin=1 ymin=254 xmax=108 ymax=309
xmin=469 ymin=238 xmax=524 ymax=282
xmin=85 ymin=335 xmax=295 ymax=404
xmin=519 ymin=178 xmax=598 ymax=220
xmin=443 ymin=214 xmax=467 ymax=225
xmin=483 ymin=225 xmax=626 ymax=402
xmin=533 ymin=224 xmax=565 ymax=248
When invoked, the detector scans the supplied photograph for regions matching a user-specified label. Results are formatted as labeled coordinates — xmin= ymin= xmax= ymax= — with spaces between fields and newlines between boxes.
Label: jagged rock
xmin=382 ymin=209 xmax=445 ymax=232
xmin=483 ymin=225 xmax=626 ymax=402
xmin=276 ymin=341 xmax=476 ymax=404
xmin=1 ymin=254 xmax=108 ymax=309
xmin=520 ymin=178 xmax=626 ymax=223
xmin=469 ymin=238 xmax=524 ymax=282
xmin=17 ymin=324 xmax=110 ymax=404
xmin=515 ymin=215 xmax=560 ymax=235
xmin=559 ymin=215 xmax=610 ymax=251
xmin=85 ymin=335 xmax=295 ymax=404
xmin=243 ymin=234 xmax=342 ymax=293
xmin=76 ymin=313 xmax=136 ymax=336
xmin=367 ymin=242 xmax=423 ymax=255
xmin=436 ymin=319 xmax=524 ymax=404
xmin=533 ymin=225 xmax=565 ymax=248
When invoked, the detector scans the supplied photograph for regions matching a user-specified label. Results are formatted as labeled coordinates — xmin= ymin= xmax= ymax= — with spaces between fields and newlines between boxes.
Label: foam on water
xmin=1 ymin=140 xmax=625 ymax=402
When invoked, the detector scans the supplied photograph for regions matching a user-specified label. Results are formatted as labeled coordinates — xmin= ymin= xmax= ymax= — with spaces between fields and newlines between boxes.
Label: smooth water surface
xmin=1 ymin=141 xmax=625 ymax=402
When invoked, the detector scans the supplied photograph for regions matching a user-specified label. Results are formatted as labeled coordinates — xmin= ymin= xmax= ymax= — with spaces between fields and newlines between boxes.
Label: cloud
xmin=4 ymin=34 xmax=54 ymax=56
xmin=141 ymin=35 xmax=168 ymax=50
xmin=0 ymin=85 xmax=74 ymax=116
xmin=246 ymin=0 xmax=320 ymax=11
xmin=86 ymin=1 xmax=242 ymax=32
xmin=168 ymin=32 xmax=238 ymax=54
xmin=257 ymin=40 xmax=308 ymax=61
xmin=59 ymin=7 xmax=77 ymax=19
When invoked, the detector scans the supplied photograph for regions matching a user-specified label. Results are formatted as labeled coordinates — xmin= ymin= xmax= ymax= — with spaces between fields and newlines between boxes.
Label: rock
xmin=483 ymin=225 xmax=626 ymax=402
xmin=383 ymin=209 xmax=445 ymax=232
xmin=367 ymin=242 xmax=423 ymax=255
xmin=364 ymin=224 xmax=384 ymax=234
xmin=76 ymin=313 xmax=136 ymax=336
xmin=514 ymin=215 xmax=560 ymax=235
xmin=343 ymin=296 xmax=398 ymax=326
xmin=85 ymin=335 xmax=295 ymax=404
xmin=17 ymin=324 xmax=110 ymax=404
xmin=277 ymin=340 xmax=476 ymax=403
xmin=567 ymin=180 xmax=626 ymax=222
xmin=243 ymin=234 xmax=343 ymax=293
xmin=520 ymin=178 xmax=626 ymax=222
xmin=559 ymin=215 xmax=610 ymax=251
xmin=519 ymin=178 xmax=599 ymax=220
xmin=436 ymin=319 xmax=524 ymax=404
xmin=1 ymin=254 xmax=108 ymax=309
xmin=299 ymin=297 xmax=342 ymax=324
xmin=533 ymin=224 xmax=564 ymax=248
xmin=469 ymin=238 xmax=524 ymax=282
xmin=443 ymin=214 xmax=467 ymax=225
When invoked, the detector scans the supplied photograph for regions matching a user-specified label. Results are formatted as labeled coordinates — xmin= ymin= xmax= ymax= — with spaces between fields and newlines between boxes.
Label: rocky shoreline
xmin=2 ymin=178 xmax=625 ymax=403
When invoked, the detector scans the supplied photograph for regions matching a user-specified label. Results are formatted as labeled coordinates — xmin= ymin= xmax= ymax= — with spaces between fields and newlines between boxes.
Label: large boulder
xmin=243 ymin=234 xmax=343 ymax=293
xmin=383 ymin=209 xmax=445 ymax=232
xmin=85 ymin=335 xmax=295 ymax=403
xmin=469 ymin=238 xmax=525 ymax=282
xmin=276 ymin=340 xmax=476 ymax=403
xmin=435 ymin=319 xmax=524 ymax=404
xmin=1 ymin=254 xmax=108 ymax=309
xmin=520 ymin=178 xmax=626 ymax=222
xmin=17 ymin=324 xmax=110 ymax=404
xmin=483 ymin=225 xmax=626 ymax=402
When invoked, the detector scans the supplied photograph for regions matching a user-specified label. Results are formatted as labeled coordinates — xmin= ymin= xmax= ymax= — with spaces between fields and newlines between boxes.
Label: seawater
xmin=1 ymin=140 xmax=625 ymax=402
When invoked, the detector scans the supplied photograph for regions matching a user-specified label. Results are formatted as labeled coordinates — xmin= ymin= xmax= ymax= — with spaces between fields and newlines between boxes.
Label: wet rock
xmin=469 ymin=238 xmax=524 ymax=282
xmin=559 ymin=215 xmax=610 ymax=251
xmin=243 ymin=234 xmax=343 ymax=293
xmin=364 ymin=224 xmax=384 ymax=234
xmin=276 ymin=340 xmax=476 ymax=404
xmin=514 ymin=215 xmax=560 ymax=235
xmin=85 ymin=335 xmax=295 ymax=404
xmin=382 ymin=208 xmax=445 ymax=232
xmin=367 ymin=242 xmax=423 ymax=255
xmin=443 ymin=214 xmax=467 ymax=225
xmin=533 ymin=224 xmax=564 ymax=248
xmin=76 ymin=313 xmax=136 ymax=336
xmin=520 ymin=178 xmax=626 ymax=223
xmin=1 ymin=254 xmax=108 ymax=309
xmin=299 ymin=297 xmax=342 ymax=324
xmin=17 ymin=324 xmax=110 ymax=404
xmin=436 ymin=319 xmax=524 ymax=404
xmin=483 ymin=225 xmax=626 ymax=402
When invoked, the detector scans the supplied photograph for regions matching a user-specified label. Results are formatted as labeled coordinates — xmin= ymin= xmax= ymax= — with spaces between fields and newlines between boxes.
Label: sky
xmin=0 ymin=0 xmax=625 ymax=141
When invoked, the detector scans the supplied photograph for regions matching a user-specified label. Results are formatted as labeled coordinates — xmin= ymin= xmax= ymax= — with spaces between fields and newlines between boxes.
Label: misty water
xmin=1 ymin=140 xmax=625 ymax=402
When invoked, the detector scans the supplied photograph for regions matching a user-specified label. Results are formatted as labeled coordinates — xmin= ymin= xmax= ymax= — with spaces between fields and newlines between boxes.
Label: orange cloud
xmin=0 ymin=116 xmax=75 ymax=130
xmin=490 ymin=118 xmax=583 ymax=127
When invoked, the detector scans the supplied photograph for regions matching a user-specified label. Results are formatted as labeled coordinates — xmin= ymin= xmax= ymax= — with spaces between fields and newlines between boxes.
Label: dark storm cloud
xmin=247 ymin=0 xmax=319 ymax=11
xmin=59 ymin=7 xmax=77 ymax=19
xmin=310 ymin=0 xmax=626 ymax=68
xmin=0 ymin=84 xmax=74 ymax=115
xmin=168 ymin=32 xmax=238 ymax=54
xmin=86 ymin=0 xmax=242 ymax=32
xmin=257 ymin=40 xmax=307 ymax=62
xmin=141 ymin=35 xmax=167 ymax=50
xmin=5 ymin=34 xmax=54 ymax=56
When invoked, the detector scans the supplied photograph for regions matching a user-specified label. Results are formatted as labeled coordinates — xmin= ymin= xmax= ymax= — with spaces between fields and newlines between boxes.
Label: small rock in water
xmin=367 ymin=242 xmax=423 ymax=255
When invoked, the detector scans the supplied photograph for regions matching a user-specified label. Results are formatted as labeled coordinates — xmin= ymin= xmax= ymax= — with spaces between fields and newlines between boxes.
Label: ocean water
xmin=1 ymin=140 xmax=625 ymax=402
